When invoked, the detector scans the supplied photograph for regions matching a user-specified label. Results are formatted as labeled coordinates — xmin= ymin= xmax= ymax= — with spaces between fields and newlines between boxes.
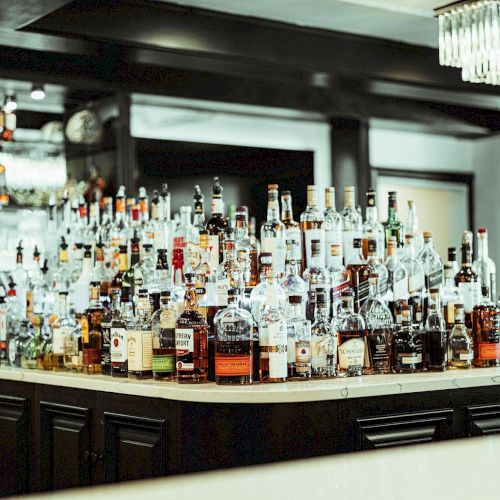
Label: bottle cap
xmin=268 ymin=184 xmax=278 ymax=190
xmin=423 ymin=231 xmax=432 ymax=239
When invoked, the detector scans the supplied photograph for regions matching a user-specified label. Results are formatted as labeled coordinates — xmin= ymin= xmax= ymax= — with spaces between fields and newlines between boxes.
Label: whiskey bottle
xmin=81 ymin=282 xmax=104 ymax=374
xmin=392 ymin=305 xmax=424 ymax=373
xmin=234 ymin=206 xmax=252 ymax=288
xmin=405 ymin=200 xmax=424 ymax=254
xmin=123 ymin=231 xmax=142 ymax=299
xmin=401 ymin=234 xmax=425 ymax=327
xmin=259 ymin=271 xmax=287 ymax=383
xmin=152 ymin=292 xmax=177 ymax=381
xmin=286 ymin=295 xmax=311 ymax=379
xmin=110 ymin=289 xmax=132 ymax=377
xmin=385 ymin=236 xmax=408 ymax=323
xmin=418 ymin=232 xmax=443 ymax=291
xmin=214 ymin=288 xmax=253 ymax=385
xmin=281 ymin=191 xmax=303 ymax=272
xmin=383 ymin=191 xmax=404 ymax=251
xmin=324 ymin=187 xmax=343 ymax=268
xmin=336 ymin=291 xmax=366 ymax=377
xmin=472 ymin=228 xmax=497 ymax=302
xmin=341 ymin=186 xmax=362 ymax=266
xmin=455 ymin=231 xmax=480 ymax=328
xmin=127 ymin=289 xmax=153 ymax=379
xmin=310 ymin=289 xmax=336 ymax=378
xmin=111 ymin=245 xmax=129 ymax=296
xmin=24 ymin=314 xmax=44 ymax=369
xmin=472 ymin=286 xmax=500 ymax=367
xmin=40 ymin=316 xmax=53 ymax=371
xmin=425 ymin=288 xmax=447 ymax=371
xmin=175 ymin=273 xmax=209 ymax=383
xmin=303 ymin=239 xmax=330 ymax=322
xmin=261 ymin=184 xmax=286 ymax=277
xmin=440 ymin=263 xmax=463 ymax=330
xmin=12 ymin=241 xmax=28 ymax=319
xmin=360 ymin=273 xmax=393 ymax=374
xmin=248 ymin=216 xmax=260 ymax=288
xmin=362 ymin=189 xmax=385 ymax=261
xmin=449 ymin=303 xmax=473 ymax=369
xmin=52 ymin=291 xmax=76 ymax=371
xmin=346 ymin=238 xmax=371 ymax=313
xmin=206 ymin=177 xmax=229 ymax=267
xmin=71 ymin=244 xmax=93 ymax=314
xmin=328 ymin=243 xmax=350 ymax=317
xmin=300 ymin=185 xmax=325 ymax=269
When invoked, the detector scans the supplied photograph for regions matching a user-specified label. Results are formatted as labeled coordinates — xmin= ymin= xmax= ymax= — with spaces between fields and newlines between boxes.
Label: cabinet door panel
xmin=39 ymin=402 xmax=91 ymax=491
xmin=467 ymin=404 xmax=500 ymax=436
xmin=104 ymin=412 xmax=167 ymax=483
xmin=0 ymin=396 xmax=30 ymax=496
xmin=356 ymin=409 xmax=453 ymax=450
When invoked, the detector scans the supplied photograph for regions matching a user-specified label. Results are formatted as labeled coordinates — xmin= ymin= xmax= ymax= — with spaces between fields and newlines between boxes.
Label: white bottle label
xmin=259 ymin=324 xmax=269 ymax=360
xmin=338 ymin=337 xmax=365 ymax=370
xmin=325 ymin=229 xmax=343 ymax=267
xmin=393 ymin=276 xmax=408 ymax=301
xmin=208 ymin=235 xmax=220 ymax=268
xmin=0 ymin=310 xmax=6 ymax=342
xmin=268 ymin=321 xmax=287 ymax=379
xmin=175 ymin=328 xmax=194 ymax=354
xmin=401 ymin=353 xmax=422 ymax=364
xmin=285 ymin=228 xmax=302 ymax=261
xmin=211 ymin=198 xmax=224 ymax=215
xmin=262 ymin=236 xmax=286 ymax=275
xmin=216 ymin=278 xmax=230 ymax=307
xmin=111 ymin=327 xmax=128 ymax=362
xmin=52 ymin=327 xmax=65 ymax=355
xmin=8 ymin=339 xmax=16 ymax=364
xmin=304 ymin=228 xmax=325 ymax=268
xmin=342 ymin=230 xmax=362 ymax=265
xmin=127 ymin=330 xmax=153 ymax=371
xmin=459 ymin=352 xmax=473 ymax=361
xmin=311 ymin=335 xmax=335 ymax=369
xmin=458 ymin=281 xmax=480 ymax=313
xmin=408 ymin=271 xmax=425 ymax=293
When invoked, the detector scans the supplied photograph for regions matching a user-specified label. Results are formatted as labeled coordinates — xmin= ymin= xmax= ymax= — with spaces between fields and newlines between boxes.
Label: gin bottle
xmin=300 ymin=185 xmax=325 ymax=269
xmin=324 ymin=187 xmax=343 ymax=268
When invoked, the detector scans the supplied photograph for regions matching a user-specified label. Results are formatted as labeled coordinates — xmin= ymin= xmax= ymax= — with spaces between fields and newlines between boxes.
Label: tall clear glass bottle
xmin=440 ymin=263 xmax=463 ymax=330
xmin=362 ymin=189 xmax=385 ymax=261
xmin=111 ymin=289 xmax=132 ymax=377
xmin=52 ymin=291 xmax=78 ymax=371
xmin=303 ymin=239 xmax=330 ymax=322
xmin=341 ymin=186 xmax=362 ymax=266
xmin=418 ymin=231 xmax=443 ymax=291
xmin=152 ymin=292 xmax=177 ymax=381
xmin=234 ymin=206 xmax=252 ymax=287
xmin=248 ymin=216 xmax=260 ymax=288
xmin=473 ymin=228 xmax=496 ymax=302
xmin=281 ymin=258 xmax=307 ymax=320
xmin=324 ymin=187 xmax=343 ymax=268
xmin=328 ymin=243 xmax=350 ymax=317
xmin=81 ymin=282 xmax=103 ymax=374
xmin=447 ymin=247 xmax=459 ymax=277
xmin=405 ymin=200 xmax=424 ymax=254
xmin=449 ymin=303 xmax=473 ymax=369
xmin=300 ymin=185 xmax=325 ymax=269
xmin=366 ymin=239 xmax=389 ymax=297
xmin=281 ymin=191 xmax=303 ymax=273
xmin=425 ymin=288 xmax=447 ymax=371
xmin=401 ymin=234 xmax=425 ymax=327
xmin=12 ymin=241 xmax=28 ymax=319
xmin=346 ymin=238 xmax=371 ymax=313
xmin=286 ymin=295 xmax=311 ymax=379
xmin=385 ymin=236 xmax=408 ymax=323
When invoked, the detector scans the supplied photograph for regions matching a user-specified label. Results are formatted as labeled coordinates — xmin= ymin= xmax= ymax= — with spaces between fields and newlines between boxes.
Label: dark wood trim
xmin=373 ymin=167 xmax=475 ymax=232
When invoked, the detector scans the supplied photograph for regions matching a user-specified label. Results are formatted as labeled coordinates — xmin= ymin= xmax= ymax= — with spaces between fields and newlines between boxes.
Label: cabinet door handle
xmin=84 ymin=450 xmax=103 ymax=465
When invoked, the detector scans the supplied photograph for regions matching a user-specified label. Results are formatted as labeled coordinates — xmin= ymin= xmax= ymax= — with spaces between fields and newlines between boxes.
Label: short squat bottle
xmin=449 ymin=303 xmax=473 ymax=369
xmin=392 ymin=305 xmax=424 ymax=373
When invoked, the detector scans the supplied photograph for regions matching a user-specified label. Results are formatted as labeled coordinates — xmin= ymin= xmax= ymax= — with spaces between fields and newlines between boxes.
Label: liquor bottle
xmin=472 ymin=286 xmax=500 ymax=367
xmin=110 ymin=289 xmax=132 ymax=377
xmin=139 ymin=244 xmax=156 ymax=292
xmin=425 ymin=288 xmax=447 ymax=371
xmin=71 ymin=197 xmax=87 ymax=255
xmin=206 ymin=177 xmax=229 ymax=267
xmin=383 ymin=191 xmax=404 ymax=251
xmin=12 ymin=241 xmax=28 ymax=318
xmin=127 ymin=289 xmax=153 ymax=379
xmin=71 ymin=244 xmax=93 ymax=314
xmin=346 ymin=238 xmax=371 ymax=313
xmin=366 ymin=239 xmax=389 ymax=297
xmin=341 ymin=186 xmax=362 ymax=266
xmin=111 ymin=245 xmax=129 ymax=297
xmin=324 ymin=187 xmax=343 ymax=268
xmin=81 ymin=282 xmax=104 ymax=374
xmin=401 ymin=234 xmax=425 ymax=327
xmin=27 ymin=246 xmax=45 ymax=317
xmin=175 ymin=273 xmax=209 ymax=383
xmin=392 ymin=305 xmax=424 ymax=373
xmin=455 ymin=231 xmax=480 ymax=328
xmin=261 ymin=184 xmax=286 ymax=278
xmin=448 ymin=303 xmax=473 ymax=369
xmin=6 ymin=281 xmax=25 ymax=367
xmin=69 ymin=243 xmax=84 ymax=284
xmin=109 ymin=186 xmax=128 ymax=268
xmin=146 ymin=190 xmax=161 ymax=252
xmin=100 ymin=290 xmax=118 ymax=376
xmin=440 ymin=263 xmax=463 ymax=330
xmin=300 ymin=185 xmax=325 ymax=269
xmin=0 ymin=295 xmax=6 ymax=365
xmin=328 ymin=243 xmax=350 ymax=317
xmin=310 ymin=289 xmax=335 ymax=378
xmin=97 ymin=196 xmax=114 ymax=264
xmin=418 ymin=232 xmax=443 ymax=291
xmin=0 ymin=164 xmax=9 ymax=208
xmin=281 ymin=191 xmax=303 ymax=272
xmin=362 ymin=189 xmax=385 ymax=260
xmin=84 ymin=194 xmax=100 ymax=249
xmin=186 ymin=186 xmax=204 ymax=271
xmin=172 ymin=248 xmax=186 ymax=308
xmin=473 ymin=228 xmax=497 ymax=302
xmin=281 ymin=257 xmax=307 ymax=320
xmin=234 ymin=206 xmax=252 ymax=288
xmin=196 ymin=231 xmax=217 ymax=310
xmin=286 ymin=295 xmax=311 ymax=379
xmin=152 ymin=292 xmax=177 ymax=381
xmin=52 ymin=291 xmax=78 ymax=371
xmin=259 ymin=271 xmax=287 ymax=383
xmin=360 ymin=273 xmax=393 ymax=374
xmin=405 ymin=200 xmax=424 ymax=254
xmin=216 ymin=228 xmax=239 ymax=307
xmin=138 ymin=186 xmax=151 ymax=241
xmin=447 ymin=247 xmax=459 ymax=277
xmin=24 ymin=314 xmax=44 ymax=369
xmin=123 ymin=231 xmax=142 ymax=299
xmin=92 ymin=238 xmax=113 ymax=301
xmin=214 ymin=288 xmax=253 ymax=385
xmin=303 ymin=239 xmax=330 ymax=322
xmin=54 ymin=237 xmax=72 ymax=294
xmin=385 ymin=236 xmax=408 ymax=323
xmin=45 ymin=192 xmax=58 ymax=269
xmin=160 ymin=183 xmax=177 ymax=261
xmin=248 ymin=216 xmax=260 ymax=288
xmin=173 ymin=206 xmax=192 ymax=266
xmin=39 ymin=316 xmax=54 ymax=371
xmin=148 ymin=248 xmax=173 ymax=313
xmin=336 ymin=291 xmax=366 ymax=377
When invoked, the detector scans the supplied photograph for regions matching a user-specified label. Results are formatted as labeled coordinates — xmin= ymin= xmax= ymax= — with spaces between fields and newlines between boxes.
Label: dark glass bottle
xmin=175 ymin=273 xmax=209 ymax=383
xmin=100 ymin=290 xmax=119 ymax=376
xmin=392 ymin=305 xmax=424 ymax=373
xmin=123 ymin=231 xmax=141 ymax=298
xmin=346 ymin=238 xmax=371 ymax=313
xmin=81 ymin=282 xmax=103 ymax=374
xmin=206 ymin=177 xmax=229 ymax=267
xmin=383 ymin=191 xmax=404 ymax=250
xmin=110 ymin=289 xmax=132 ymax=377
xmin=425 ymin=288 xmax=447 ymax=371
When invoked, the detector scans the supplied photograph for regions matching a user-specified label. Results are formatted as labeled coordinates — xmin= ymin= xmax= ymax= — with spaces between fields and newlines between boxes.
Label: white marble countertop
xmin=29 ymin=435 xmax=500 ymax=500
xmin=2 ymin=366 xmax=500 ymax=404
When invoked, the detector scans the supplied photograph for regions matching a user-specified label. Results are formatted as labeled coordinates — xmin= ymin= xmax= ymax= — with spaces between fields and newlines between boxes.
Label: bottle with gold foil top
xmin=175 ymin=273 xmax=209 ymax=383
xmin=127 ymin=289 xmax=153 ymax=379
xmin=301 ymin=185 xmax=325 ymax=270
xmin=324 ymin=187 xmax=343 ymax=268
xmin=281 ymin=190 xmax=303 ymax=273
xmin=152 ymin=292 xmax=177 ymax=381
xmin=81 ymin=282 xmax=103 ymax=374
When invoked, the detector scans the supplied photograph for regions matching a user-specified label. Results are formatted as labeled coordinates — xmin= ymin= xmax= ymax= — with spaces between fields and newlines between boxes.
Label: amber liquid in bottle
xmin=82 ymin=283 xmax=103 ymax=375
xmin=472 ymin=288 xmax=500 ymax=368
xmin=455 ymin=235 xmax=479 ymax=329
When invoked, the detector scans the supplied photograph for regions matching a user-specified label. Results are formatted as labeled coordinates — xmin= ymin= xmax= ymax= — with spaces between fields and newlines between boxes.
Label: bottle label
xmin=0 ymin=310 xmax=6 ymax=342
xmin=211 ymin=198 xmax=224 ymax=215
xmin=52 ymin=327 xmax=65 ymax=355
xmin=295 ymin=341 xmax=311 ymax=372
xmin=127 ymin=330 xmax=153 ymax=371
xmin=445 ymin=302 xmax=455 ymax=325
xmin=338 ymin=337 xmax=365 ymax=370
xmin=175 ymin=328 xmax=194 ymax=355
xmin=267 ymin=321 xmax=287 ymax=378
xmin=63 ymin=333 xmax=78 ymax=357
xmin=262 ymin=236 xmax=286 ymax=276
xmin=111 ymin=327 xmax=128 ymax=362
xmin=285 ymin=228 xmax=302 ymax=261
xmin=208 ymin=235 xmax=220 ymax=268
xmin=311 ymin=335 xmax=335 ymax=370
xmin=331 ymin=279 xmax=351 ymax=303
xmin=259 ymin=324 xmax=269 ymax=359
xmin=458 ymin=281 xmax=480 ymax=313
xmin=80 ymin=316 xmax=89 ymax=344
xmin=426 ymin=268 xmax=443 ymax=289
xmin=304 ymin=228 xmax=325 ymax=268
xmin=393 ymin=276 xmax=408 ymax=301
xmin=173 ymin=236 xmax=185 ymax=250
xmin=342 ymin=230 xmax=362 ymax=265
xmin=459 ymin=351 xmax=473 ymax=361
xmin=478 ymin=342 xmax=500 ymax=361
xmin=215 ymin=354 xmax=252 ymax=376
xmin=152 ymin=354 xmax=175 ymax=373
xmin=216 ymin=279 xmax=230 ymax=307
xmin=354 ymin=278 xmax=370 ymax=310
xmin=325 ymin=228 xmax=343 ymax=267
xmin=399 ymin=353 xmax=423 ymax=364
xmin=186 ymin=241 xmax=200 ymax=269
xmin=408 ymin=271 xmax=425 ymax=293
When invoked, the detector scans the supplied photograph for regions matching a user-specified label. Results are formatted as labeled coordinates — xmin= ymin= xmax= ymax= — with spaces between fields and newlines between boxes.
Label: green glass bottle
xmin=383 ymin=191 xmax=404 ymax=251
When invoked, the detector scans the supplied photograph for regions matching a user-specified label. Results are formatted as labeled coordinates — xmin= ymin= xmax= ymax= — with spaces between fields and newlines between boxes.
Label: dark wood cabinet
xmin=0 ymin=395 xmax=31 ymax=496
xmin=467 ymin=404 xmax=500 ymax=436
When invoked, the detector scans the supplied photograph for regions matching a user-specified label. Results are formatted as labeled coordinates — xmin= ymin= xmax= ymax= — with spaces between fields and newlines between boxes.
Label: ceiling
xmin=166 ymin=0 xmax=441 ymax=47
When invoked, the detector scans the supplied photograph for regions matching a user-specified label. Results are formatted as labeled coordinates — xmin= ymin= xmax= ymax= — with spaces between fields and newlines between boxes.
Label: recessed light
xmin=31 ymin=85 xmax=46 ymax=100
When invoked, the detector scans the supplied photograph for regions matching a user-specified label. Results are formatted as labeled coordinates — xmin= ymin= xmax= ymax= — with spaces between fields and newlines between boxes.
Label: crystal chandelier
xmin=435 ymin=0 xmax=500 ymax=84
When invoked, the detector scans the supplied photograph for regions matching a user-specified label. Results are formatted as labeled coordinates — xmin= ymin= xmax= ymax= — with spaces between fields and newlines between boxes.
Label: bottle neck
xmin=387 ymin=198 xmax=400 ymax=221
xmin=478 ymin=235 xmax=489 ymax=259
xmin=281 ymin=196 xmax=294 ymax=221
xmin=267 ymin=194 xmax=280 ymax=221
xmin=365 ymin=206 xmax=378 ymax=222
xmin=235 ymin=217 xmax=248 ymax=238
xmin=461 ymin=245 xmax=472 ymax=267
xmin=344 ymin=190 xmax=355 ymax=209
xmin=288 ymin=303 xmax=302 ymax=318
xmin=58 ymin=295 xmax=69 ymax=318
xmin=325 ymin=189 xmax=336 ymax=210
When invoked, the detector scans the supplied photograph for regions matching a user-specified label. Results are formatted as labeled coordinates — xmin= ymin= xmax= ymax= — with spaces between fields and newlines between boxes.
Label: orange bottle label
xmin=215 ymin=354 xmax=252 ymax=377
xmin=478 ymin=343 xmax=500 ymax=360
xmin=81 ymin=316 xmax=89 ymax=344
